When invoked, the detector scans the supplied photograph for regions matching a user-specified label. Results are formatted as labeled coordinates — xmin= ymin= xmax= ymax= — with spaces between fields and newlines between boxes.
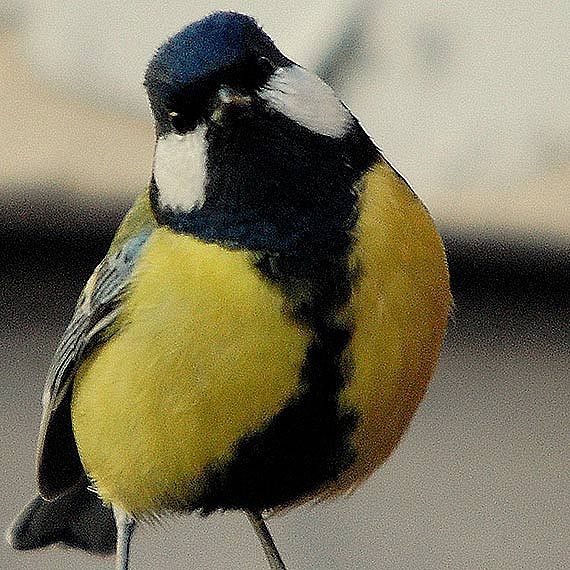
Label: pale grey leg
xmin=113 ymin=505 xmax=135 ymax=570
xmin=246 ymin=511 xmax=288 ymax=570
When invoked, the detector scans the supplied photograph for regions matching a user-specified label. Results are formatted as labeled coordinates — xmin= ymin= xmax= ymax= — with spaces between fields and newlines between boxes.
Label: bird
xmin=8 ymin=11 xmax=452 ymax=570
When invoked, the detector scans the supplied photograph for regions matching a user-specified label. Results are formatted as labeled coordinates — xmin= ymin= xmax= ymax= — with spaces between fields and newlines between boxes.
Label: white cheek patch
xmin=153 ymin=126 xmax=208 ymax=212
xmin=259 ymin=65 xmax=352 ymax=138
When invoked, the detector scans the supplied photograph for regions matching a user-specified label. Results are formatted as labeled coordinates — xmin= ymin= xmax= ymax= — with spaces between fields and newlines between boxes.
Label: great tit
xmin=8 ymin=11 xmax=451 ymax=570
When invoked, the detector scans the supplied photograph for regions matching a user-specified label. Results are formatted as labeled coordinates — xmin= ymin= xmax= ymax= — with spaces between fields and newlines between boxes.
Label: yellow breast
xmin=334 ymin=160 xmax=451 ymax=495
xmin=71 ymin=229 xmax=311 ymax=514
xmin=71 ymin=159 xmax=451 ymax=515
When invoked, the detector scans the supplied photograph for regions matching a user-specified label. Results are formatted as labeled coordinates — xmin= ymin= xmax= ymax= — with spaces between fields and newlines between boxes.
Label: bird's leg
xmin=113 ymin=505 xmax=136 ymax=570
xmin=245 ymin=511 xmax=288 ymax=570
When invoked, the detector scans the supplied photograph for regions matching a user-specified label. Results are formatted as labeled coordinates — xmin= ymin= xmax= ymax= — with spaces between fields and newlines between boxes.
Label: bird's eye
xmin=167 ymin=110 xmax=187 ymax=133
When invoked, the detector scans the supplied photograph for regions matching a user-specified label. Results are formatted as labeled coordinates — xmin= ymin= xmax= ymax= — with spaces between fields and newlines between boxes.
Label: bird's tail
xmin=7 ymin=484 xmax=116 ymax=556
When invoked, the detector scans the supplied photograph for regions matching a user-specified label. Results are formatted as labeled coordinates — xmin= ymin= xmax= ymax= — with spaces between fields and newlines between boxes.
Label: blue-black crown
xmin=145 ymin=12 xmax=263 ymax=90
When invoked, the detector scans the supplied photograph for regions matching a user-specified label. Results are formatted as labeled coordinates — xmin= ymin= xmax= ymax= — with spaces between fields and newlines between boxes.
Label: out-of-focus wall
xmin=2 ymin=0 xmax=569 ymax=241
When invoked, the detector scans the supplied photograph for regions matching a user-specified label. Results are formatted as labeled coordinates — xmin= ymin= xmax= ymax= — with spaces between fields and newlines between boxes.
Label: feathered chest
xmin=71 ymin=227 xmax=355 ymax=514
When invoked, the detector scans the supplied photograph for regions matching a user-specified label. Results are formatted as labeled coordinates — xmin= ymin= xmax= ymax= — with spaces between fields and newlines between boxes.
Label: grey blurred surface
xmin=1 ymin=229 xmax=569 ymax=569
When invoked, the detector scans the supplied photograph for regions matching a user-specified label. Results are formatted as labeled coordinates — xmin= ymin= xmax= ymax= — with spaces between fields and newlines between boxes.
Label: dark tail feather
xmin=7 ymin=485 xmax=116 ymax=556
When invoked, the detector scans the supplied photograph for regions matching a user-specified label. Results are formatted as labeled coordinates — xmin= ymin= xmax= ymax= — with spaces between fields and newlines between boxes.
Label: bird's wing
xmin=37 ymin=229 xmax=152 ymax=500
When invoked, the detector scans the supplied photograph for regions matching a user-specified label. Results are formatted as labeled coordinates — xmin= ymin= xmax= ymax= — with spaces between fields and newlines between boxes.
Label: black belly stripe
xmin=151 ymin=106 xmax=380 ymax=513
xmin=194 ymin=241 xmax=359 ymax=514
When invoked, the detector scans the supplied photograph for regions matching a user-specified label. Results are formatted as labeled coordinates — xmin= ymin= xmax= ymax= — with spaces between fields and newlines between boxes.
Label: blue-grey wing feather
xmin=37 ymin=229 xmax=151 ymax=499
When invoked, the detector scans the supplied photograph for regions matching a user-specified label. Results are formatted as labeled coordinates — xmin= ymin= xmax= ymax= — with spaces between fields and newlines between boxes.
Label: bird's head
xmin=145 ymin=11 xmax=352 ymax=138
xmin=145 ymin=11 xmax=378 ymax=251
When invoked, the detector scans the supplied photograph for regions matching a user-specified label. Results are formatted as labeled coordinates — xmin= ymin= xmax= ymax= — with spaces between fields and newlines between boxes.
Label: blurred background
xmin=1 ymin=1 xmax=568 ymax=569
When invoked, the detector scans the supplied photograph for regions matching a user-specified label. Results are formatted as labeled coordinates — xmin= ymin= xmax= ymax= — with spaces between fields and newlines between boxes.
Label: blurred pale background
xmin=1 ymin=1 xmax=568 ymax=569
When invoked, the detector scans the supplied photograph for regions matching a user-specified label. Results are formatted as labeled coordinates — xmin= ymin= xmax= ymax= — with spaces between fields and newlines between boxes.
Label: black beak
xmin=211 ymin=86 xmax=252 ymax=125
